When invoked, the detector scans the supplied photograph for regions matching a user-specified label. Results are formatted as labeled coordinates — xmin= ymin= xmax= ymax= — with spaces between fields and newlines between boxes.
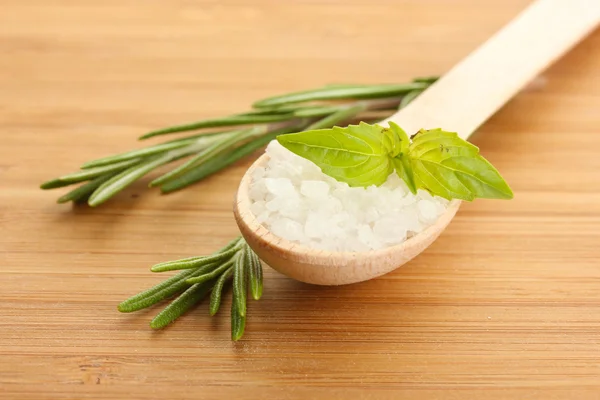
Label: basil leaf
xmin=392 ymin=157 xmax=417 ymax=194
xmin=408 ymin=129 xmax=513 ymax=200
xmin=388 ymin=121 xmax=410 ymax=155
xmin=276 ymin=122 xmax=394 ymax=187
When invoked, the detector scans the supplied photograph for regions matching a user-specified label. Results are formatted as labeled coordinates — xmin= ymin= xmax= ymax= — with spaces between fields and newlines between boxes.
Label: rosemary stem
xmin=149 ymin=127 xmax=263 ymax=187
xmin=306 ymin=104 xmax=367 ymax=130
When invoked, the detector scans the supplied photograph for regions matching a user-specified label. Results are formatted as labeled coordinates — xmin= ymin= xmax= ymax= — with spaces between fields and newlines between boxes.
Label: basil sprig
xmin=277 ymin=122 xmax=513 ymax=200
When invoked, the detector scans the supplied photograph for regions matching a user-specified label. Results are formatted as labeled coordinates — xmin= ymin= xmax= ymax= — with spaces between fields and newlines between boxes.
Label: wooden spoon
xmin=234 ymin=0 xmax=600 ymax=285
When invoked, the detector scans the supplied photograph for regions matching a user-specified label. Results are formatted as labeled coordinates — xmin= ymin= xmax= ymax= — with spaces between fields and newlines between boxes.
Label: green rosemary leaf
xmin=150 ymin=255 xmax=206 ymax=269
xmin=118 ymin=258 xmax=228 ymax=312
xmin=56 ymin=174 xmax=113 ymax=204
xmin=149 ymin=238 xmax=240 ymax=270
xmin=81 ymin=139 xmax=197 ymax=169
xmin=151 ymin=246 xmax=241 ymax=272
xmin=162 ymin=129 xmax=237 ymax=143
xmin=185 ymin=259 xmax=235 ymax=285
xmin=40 ymin=158 xmax=141 ymax=190
xmin=217 ymin=236 xmax=244 ymax=253
xmin=246 ymin=245 xmax=263 ymax=301
xmin=305 ymin=104 xmax=367 ymax=130
xmin=231 ymin=294 xmax=246 ymax=341
xmin=238 ymin=107 xmax=302 ymax=116
xmin=149 ymin=127 xmax=262 ymax=187
xmin=87 ymin=155 xmax=174 ymax=207
xmin=140 ymin=114 xmax=291 ymax=140
xmin=253 ymin=82 xmax=428 ymax=108
xmin=293 ymin=106 xmax=341 ymax=118
xmin=159 ymin=150 xmax=238 ymax=193
xmin=209 ymin=266 xmax=234 ymax=316
xmin=413 ymin=76 xmax=439 ymax=84
xmin=117 ymin=268 xmax=198 ymax=313
xmin=233 ymin=252 xmax=247 ymax=317
xmin=399 ymin=89 xmax=424 ymax=109
xmin=149 ymin=280 xmax=214 ymax=329
xmin=159 ymin=125 xmax=298 ymax=193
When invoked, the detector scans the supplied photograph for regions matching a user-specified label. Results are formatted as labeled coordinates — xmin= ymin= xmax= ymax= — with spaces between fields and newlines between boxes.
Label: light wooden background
xmin=2 ymin=1 xmax=600 ymax=399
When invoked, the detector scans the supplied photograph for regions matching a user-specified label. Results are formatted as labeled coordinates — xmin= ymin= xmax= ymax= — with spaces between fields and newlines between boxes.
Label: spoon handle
xmin=389 ymin=0 xmax=600 ymax=139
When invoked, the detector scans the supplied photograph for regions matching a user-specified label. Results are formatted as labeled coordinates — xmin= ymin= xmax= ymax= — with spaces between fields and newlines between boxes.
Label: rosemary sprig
xmin=118 ymin=237 xmax=262 ymax=340
xmin=41 ymin=77 xmax=437 ymax=206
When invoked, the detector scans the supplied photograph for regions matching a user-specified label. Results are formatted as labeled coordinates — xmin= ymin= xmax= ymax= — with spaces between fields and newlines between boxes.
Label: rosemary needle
xmin=151 ymin=245 xmax=242 ymax=272
xmin=246 ymin=246 xmax=263 ymax=301
xmin=149 ymin=281 xmax=215 ymax=329
xmin=56 ymin=174 xmax=112 ymax=204
xmin=185 ymin=259 xmax=235 ymax=285
xmin=209 ymin=266 xmax=234 ymax=316
xmin=231 ymin=296 xmax=246 ymax=341
xmin=232 ymin=251 xmax=247 ymax=317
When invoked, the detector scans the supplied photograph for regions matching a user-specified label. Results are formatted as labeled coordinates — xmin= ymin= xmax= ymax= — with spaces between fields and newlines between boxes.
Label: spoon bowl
xmin=234 ymin=0 xmax=599 ymax=285
xmin=233 ymin=154 xmax=461 ymax=285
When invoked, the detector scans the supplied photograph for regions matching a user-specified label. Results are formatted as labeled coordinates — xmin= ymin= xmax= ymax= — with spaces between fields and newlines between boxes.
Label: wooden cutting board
xmin=2 ymin=1 xmax=599 ymax=399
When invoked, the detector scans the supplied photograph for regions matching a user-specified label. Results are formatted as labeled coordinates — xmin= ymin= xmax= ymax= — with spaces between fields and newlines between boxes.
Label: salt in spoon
xmin=234 ymin=0 xmax=600 ymax=285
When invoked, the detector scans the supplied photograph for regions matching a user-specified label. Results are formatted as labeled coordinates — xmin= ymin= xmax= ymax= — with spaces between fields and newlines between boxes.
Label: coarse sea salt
xmin=247 ymin=140 xmax=451 ymax=252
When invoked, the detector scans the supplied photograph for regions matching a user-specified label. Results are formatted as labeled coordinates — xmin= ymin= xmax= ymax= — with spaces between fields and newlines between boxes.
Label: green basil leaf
xmin=388 ymin=121 xmax=410 ymax=155
xmin=408 ymin=129 xmax=513 ymax=200
xmin=392 ymin=157 xmax=417 ymax=194
xmin=276 ymin=122 xmax=394 ymax=187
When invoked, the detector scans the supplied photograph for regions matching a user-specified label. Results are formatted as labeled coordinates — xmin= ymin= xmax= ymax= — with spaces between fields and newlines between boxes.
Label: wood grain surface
xmin=1 ymin=1 xmax=599 ymax=399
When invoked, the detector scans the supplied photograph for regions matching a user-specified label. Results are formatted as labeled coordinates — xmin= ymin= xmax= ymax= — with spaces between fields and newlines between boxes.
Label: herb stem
xmin=253 ymin=82 xmax=428 ymax=108
xmin=40 ymin=158 xmax=141 ymax=190
xmin=306 ymin=104 xmax=367 ymax=130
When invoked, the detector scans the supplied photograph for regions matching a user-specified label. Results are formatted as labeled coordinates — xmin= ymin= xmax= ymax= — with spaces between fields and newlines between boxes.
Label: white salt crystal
xmin=300 ymin=180 xmax=330 ymax=199
xmin=248 ymin=180 xmax=267 ymax=202
xmin=305 ymin=212 xmax=326 ymax=239
xmin=357 ymin=224 xmax=384 ymax=250
xmin=417 ymin=189 xmax=434 ymax=201
xmin=250 ymin=200 xmax=266 ymax=217
xmin=264 ymin=178 xmax=296 ymax=197
xmin=373 ymin=218 xmax=408 ymax=244
xmin=265 ymin=197 xmax=286 ymax=212
xmin=417 ymin=199 xmax=439 ymax=223
xmin=279 ymin=197 xmax=305 ymax=219
xmin=397 ymin=208 xmax=423 ymax=232
xmin=364 ymin=207 xmax=380 ymax=223
xmin=251 ymin=166 xmax=266 ymax=181
xmin=255 ymin=210 xmax=270 ymax=224
xmin=397 ymin=193 xmax=418 ymax=206
xmin=266 ymin=140 xmax=293 ymax=159
xmin=344 ymin=237 xmax=371 ymax=252
xmin=248 ymin=140 xmax=450 ymax=252
xmin=332 ymin=186 xmax=349 ymax=200
xmin=321 ymin=197 xmax=343 ymax=213
xmin=270 ymin=217 xmax=305 ymax=242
